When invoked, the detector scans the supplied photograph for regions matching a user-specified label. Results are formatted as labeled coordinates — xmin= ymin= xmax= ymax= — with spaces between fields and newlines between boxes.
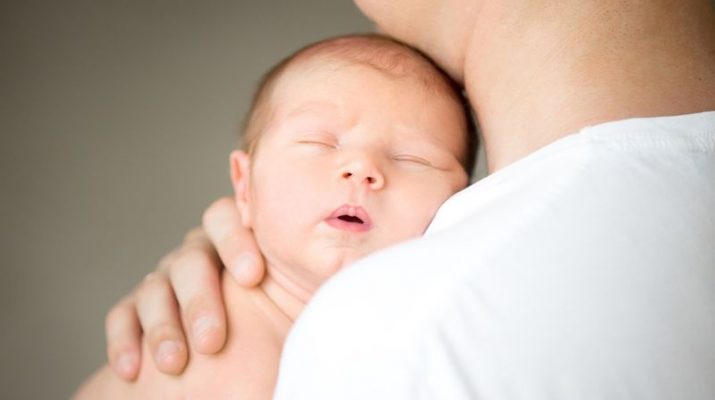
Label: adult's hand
xmin=104 ymin=197 xmax=265 ymax=381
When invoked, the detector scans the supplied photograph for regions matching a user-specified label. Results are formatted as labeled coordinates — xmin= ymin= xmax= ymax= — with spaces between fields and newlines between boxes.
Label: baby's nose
xmin=340 ymin=159 xmax=385 ymax=190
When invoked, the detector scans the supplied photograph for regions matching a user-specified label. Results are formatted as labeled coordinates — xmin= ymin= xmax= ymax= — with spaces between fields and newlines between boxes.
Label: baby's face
xmin=236 ymin=59 xmax=468 ymax=297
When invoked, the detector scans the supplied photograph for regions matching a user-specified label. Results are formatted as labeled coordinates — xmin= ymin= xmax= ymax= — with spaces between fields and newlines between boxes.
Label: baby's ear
xmin=229 ymin=150 xmax=253 ymax=228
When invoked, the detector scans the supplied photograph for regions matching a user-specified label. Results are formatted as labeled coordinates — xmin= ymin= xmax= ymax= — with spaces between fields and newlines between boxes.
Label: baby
xmin=76 ymin=33 xmax=475 ymax=399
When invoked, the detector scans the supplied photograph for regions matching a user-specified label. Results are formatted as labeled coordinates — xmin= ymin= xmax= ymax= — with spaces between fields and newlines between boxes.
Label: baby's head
xmin=230 ymin=33 xmax=475 ymax=300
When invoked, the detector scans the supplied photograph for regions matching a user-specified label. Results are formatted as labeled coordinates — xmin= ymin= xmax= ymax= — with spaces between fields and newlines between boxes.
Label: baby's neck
xmin=259 ymin=262 xmax=314 ymax=322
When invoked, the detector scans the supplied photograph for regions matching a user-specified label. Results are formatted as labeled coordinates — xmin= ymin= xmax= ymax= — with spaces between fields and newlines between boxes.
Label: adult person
xmin=107 ymin=0 xmax=715 ymax=397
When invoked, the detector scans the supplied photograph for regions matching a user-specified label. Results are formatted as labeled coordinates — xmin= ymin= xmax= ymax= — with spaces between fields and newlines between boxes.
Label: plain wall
xmin=0 ymin=1 xmax=374 ymax=398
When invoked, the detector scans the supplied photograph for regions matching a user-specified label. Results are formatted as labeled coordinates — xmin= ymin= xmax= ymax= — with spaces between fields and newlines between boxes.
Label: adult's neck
xmin=463 ymin=0 xmax=715 ymax=172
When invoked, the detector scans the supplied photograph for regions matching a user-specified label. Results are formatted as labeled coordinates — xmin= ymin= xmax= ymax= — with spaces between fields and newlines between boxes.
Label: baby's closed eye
xmin=392 ymin=154 xmax=433 ymax=167
xmin=295 ymin=133 xmax=339 ymax=150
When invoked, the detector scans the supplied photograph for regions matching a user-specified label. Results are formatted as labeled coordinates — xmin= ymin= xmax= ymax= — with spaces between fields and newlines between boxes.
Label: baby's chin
xmin=309 ymin=246 xmax=370 ymax=283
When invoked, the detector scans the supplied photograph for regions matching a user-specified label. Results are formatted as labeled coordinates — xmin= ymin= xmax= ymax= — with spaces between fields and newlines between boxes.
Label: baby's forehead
xmin=267 ymin=59 xmax=457 ymax=132
xmin=264 ymin=50 xmax=450 ymax=121
xmin=279 ymin=39 xmax=448 ymax=91
xmin=272 ymin=58 xmax=414 ymax=99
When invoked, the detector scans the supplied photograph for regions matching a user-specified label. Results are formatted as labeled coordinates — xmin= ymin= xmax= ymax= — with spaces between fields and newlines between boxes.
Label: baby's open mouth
xmin=338 ymin=215 xmax=364 ymax=224
xmin=327 ymin=205 xmax=372 ymax=232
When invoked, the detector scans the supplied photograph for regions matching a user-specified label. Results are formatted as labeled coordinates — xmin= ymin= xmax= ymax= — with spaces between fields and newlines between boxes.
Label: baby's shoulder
xmin=180 ymin=279 xmax=287 ymax=398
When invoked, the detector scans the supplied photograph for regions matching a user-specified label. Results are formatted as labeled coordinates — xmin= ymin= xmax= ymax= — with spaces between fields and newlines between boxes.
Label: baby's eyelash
xmin=392 ymin=154 xmax=433 ymax=166
xmin=297 ymin=139 xmax=337 ymax=148
xmin=296 ymin=132 xmax=338 ymax=148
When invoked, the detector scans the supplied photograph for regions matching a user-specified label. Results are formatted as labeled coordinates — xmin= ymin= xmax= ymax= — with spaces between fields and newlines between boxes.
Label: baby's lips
xmin=326 ymin=204 xmax=373 ymax=231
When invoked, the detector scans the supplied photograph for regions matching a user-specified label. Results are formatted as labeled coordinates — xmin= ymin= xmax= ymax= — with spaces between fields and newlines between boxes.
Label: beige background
xmin=1 ymin=1 xmax=376 ymax=398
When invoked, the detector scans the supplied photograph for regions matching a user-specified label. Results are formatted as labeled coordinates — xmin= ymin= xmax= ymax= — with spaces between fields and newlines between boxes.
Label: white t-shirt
xmin=275 ymin=112 xmax=715 ymax=399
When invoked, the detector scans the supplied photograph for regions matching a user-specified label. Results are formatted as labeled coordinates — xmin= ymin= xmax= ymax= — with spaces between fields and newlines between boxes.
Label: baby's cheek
xmin=394 ymin=202 xmax=438 ymax=238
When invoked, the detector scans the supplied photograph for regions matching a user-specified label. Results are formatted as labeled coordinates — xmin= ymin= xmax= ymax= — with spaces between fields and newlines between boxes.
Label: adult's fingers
xmin=203 ymin=197 xmax=266 ymax=287
xmin=169 ymin=228 xmax=227 ymax=354
xmin=105 ymin=295 xmax=142 ymax=381
xmin=104 ymin=248 xmax=182 ymax=381
xmin=135 ymin=272 xmax=188 ymax=375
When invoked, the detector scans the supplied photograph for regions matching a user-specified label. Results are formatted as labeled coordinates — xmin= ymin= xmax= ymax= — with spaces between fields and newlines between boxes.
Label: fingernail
xmin=192 ymin=315 xmax=219 ymax=344
xmin=230 ymin=253 xmax=256 ymax=281
xmin=156 ymin=340 xmax=181 ymax=365
xmin=116 ymin=352 xmax=138 ymax=376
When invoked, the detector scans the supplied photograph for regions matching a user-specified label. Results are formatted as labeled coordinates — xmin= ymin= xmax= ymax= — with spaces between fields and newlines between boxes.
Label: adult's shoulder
xmin=275 ymin=113 xmax=715 ymax=399
xmin=275 ymin=235 xmax=472 ymax=398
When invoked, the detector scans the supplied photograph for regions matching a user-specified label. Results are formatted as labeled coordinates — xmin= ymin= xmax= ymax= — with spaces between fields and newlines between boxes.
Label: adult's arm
xmin=104 ymin=197 xmax=265 ymax=380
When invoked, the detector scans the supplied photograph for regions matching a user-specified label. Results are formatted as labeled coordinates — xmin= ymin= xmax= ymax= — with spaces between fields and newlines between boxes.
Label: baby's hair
xmin=240 ymin=33 xmax=477 ymax=175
